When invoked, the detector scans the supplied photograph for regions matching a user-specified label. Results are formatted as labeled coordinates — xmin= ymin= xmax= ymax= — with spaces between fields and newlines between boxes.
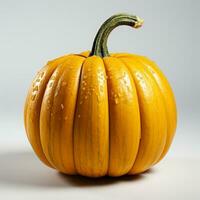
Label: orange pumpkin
xmin=24 ymin=14 xmax=177 ymax=177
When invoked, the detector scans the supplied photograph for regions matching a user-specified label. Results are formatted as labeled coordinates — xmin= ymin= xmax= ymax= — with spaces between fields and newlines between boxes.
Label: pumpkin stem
xmin=90 ymin=13 xmax=144 ymax=57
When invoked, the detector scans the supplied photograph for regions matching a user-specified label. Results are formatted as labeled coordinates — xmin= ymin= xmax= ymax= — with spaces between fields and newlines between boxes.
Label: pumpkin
xmin=24 ymin=14 xmax=177 ymax=177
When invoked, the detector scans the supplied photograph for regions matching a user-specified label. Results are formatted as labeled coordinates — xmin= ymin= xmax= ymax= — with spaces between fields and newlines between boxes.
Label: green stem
xmin=90 ymin=13 xmax=144 ymax=57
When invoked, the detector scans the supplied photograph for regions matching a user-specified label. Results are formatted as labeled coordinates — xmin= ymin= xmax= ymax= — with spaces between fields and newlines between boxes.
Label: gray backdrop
xmin=0 ymin=0 xmax=199 ymax=199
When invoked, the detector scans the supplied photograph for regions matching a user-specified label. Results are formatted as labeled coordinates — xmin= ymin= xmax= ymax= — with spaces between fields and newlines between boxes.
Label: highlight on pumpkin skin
xmin=24 ymin=56 xmax=69 ymax=168
xmin=40 ymin=56 xmax=86 ymax=174
xmin=24 ymin=13 xmax=177 ymax=177
xmin=114 ymin=53 xmax=177 ymax=164
xmin=118 ymin=56 xmax=168 ymax=174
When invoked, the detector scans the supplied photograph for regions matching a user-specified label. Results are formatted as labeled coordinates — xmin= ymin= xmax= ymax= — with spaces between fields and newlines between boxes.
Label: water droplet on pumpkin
xmin=85 ymin=96 xmax=88 ymax=99
xmin=97 ymin=95 xmax=101 ymax=102
xmin=55 ymin=91 xmax=58 ymax=97
xmin=49 ymin=82 xmax=53 ymax=88
xmin=118 ymin=93 xmax=122 ymax=97
xmin=31 ymin=94 xmax=36 ymax=101
xmin=64 ymin=116 xmax=68 ymax=120
xmin=114 ymin=98 xmax=119 ymax=104
xmin=40 ymin=71 xmax=45 ymax=78
xmin=61 ymin=104 xmax=64 ymax=110
xmin=62 ymin=81 xmax=67 ymax=86
xmin=136 ymin=72 xmax=143 ymax=80
xmin=78 ymin=114 xmax=81 ymax=118
xmin=36 ymin=78 xmax=41 ymax=82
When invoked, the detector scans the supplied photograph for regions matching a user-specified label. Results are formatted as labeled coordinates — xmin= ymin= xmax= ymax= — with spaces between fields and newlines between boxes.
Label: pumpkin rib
xmin=72 ymin=57 xmax=86 ymax=174
xmin=63 ymin=56 xmax=86 ymax=174
xmin=119 ymin=56 xmax=167 ymax=174
xmin=72 ymin=57 xmax=89 ymax=175
xmin=132 ymin=57 xmax=168 ymax=165
xmin=40 ymin=63 xmax=67 ymax=168
xmin=43 ymin=55 xmax=85 ymax=173
xmin=118 ymin=54 xmax=177 ymax=162
xmin=24 ymin=65 xmax=54 ymax=167
xmin=24 ymin=64 xmax=52 ymax=139
xmin=74 ymin=56 xmax=109 ymax=177
xmin=48 ymin=62 xmax=72 ymax=171
xmin=38 ymin=55 xmax=72 ymax=166
xmin=73 ymin=56 xmax=109 ymax=177
xmin=135 ymin=56 xmax=177 ymax=162
xmin=118 ymin=55 xmax=169 ymax=164
xmin=59 ymin=55 xmax=85 ymax=174
xmin=103 ymin=57 xmax=140 ymax=176
xmin=116 ymin=57 xmax=142 ymax=173
xmin=39 ymin=56 xmax=82 ymax=170
xmin=50 ymin=68 xmax=66 ymax=171
xmin=25 ymin=56 xmax=69 ymax=168
xmin=102 ymin=58 xmax=111 ymax=177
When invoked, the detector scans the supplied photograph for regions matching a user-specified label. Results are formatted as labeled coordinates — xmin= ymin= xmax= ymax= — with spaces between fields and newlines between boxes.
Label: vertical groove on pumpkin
xmin=141 ymin=63 xmax=167 ymax=165
xmin=120 ymin=59 xmax=149 ymax=173
xmin=38 ymin=66 xmax=57 ymax=168
xmin=135 ymin=56 xmax=176 ymax=162
xmin=41 ymin=64 xmax=64 ymax=168
xmin=39 ymin=55 xmax=71 ymax=168
xmin=133 ymin=57 xmax=167 ymax=165
xmin=103 ymin=57 xmax=140 ymax=176
xmin=72 ymin=58 xmax=86 ymax=175
xmin=43 ymin=56 xmax=85 ymax=174
xmin=50 ymin=64 xmax=68 ymax=171
xmin=102 ymin=58 xmax=110 ymax=176
xmin=25 ymin=65 xmax=55 ymax=167
xmin=117 ymin=57 xmax=142 ymax=174
xmin=119 ymin=55 xmax=171 ymax=164
xmin=45 ymin=55 xmax=85 ymax=174
xmin=56 ymin=71 xmax=68 ymax=171
xmin=25 ymin=56 xmax=70 ymax=168
xmin=119 ymin=56 xmax=167 ymax=173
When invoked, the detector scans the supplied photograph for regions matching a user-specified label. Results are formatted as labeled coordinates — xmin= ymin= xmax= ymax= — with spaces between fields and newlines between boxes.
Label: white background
xmin=0 ymin=0 xmax=199 ymax=199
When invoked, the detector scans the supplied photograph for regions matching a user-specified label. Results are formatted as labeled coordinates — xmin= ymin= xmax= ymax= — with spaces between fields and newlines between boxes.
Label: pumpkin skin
xmin=24 ymin=14 xmax=177 ymax=177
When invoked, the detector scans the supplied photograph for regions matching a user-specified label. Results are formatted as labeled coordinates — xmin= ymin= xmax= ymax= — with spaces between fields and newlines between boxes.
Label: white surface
xmin=0 ymin=116 xmax=199 ymax=200
xmin=0 ymin=149 xmax=199 ymax=200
